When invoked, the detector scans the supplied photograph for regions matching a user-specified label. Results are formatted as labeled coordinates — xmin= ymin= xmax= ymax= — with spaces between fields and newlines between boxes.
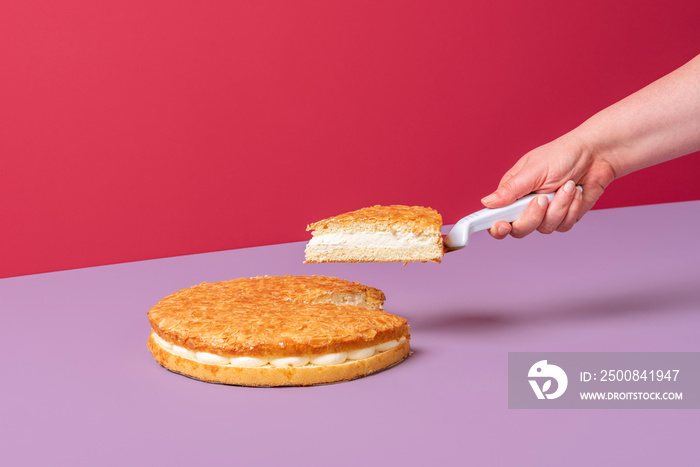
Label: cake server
xmin=443 ymin=186 xmax=582 ymax=252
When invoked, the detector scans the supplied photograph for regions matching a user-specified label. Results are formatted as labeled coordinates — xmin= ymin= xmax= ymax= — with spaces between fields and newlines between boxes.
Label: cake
xmin=304 ymin=205 xmax=444 ymax=263
xmin=147 ymin=275 xmax=411 ymax=386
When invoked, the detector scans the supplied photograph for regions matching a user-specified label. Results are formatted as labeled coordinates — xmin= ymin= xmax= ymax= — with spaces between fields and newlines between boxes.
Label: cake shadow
xmin=411 ymin=311 xmax=510 ymax=334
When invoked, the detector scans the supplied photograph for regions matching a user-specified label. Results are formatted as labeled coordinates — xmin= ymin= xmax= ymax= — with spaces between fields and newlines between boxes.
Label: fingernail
xmin=497 ymin=224 xmax=510 ymax=236
xmin=575 ymin=189 xmax=582 ymax=200
xmin=537 ymin=195 xmax=548 ymax=209
xmin=564 ymin=180 xmax=575 ymax=194
xmin=482 ymin=194 xmax=497 ymax=205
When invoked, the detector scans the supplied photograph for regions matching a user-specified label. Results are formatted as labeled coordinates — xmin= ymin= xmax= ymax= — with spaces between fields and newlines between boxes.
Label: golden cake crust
xmin=147 ymin=275 xmax=407 ymax=357
xmin=306 ymin=205 xmax=442 ymax=235
xmin=148 ymin=332 xmax=411 ymax=387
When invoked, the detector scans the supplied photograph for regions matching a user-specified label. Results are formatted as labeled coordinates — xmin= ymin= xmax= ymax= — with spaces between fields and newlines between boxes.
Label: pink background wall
xmin=2 ymin=1 xmax=699 ymax=279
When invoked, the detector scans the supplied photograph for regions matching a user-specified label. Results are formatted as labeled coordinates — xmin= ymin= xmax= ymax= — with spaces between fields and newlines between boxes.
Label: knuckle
xmin=501 ymin=179 xmax=517 ymax=192
xmin=557 ymin=224 xmax=573 ymax=233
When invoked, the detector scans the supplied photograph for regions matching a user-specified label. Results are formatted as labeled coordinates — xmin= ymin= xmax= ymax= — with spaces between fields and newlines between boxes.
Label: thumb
xmin=481 ymin=170 xmax=539 ymax=208
xmin=577 ymin=181 xmax=606 ymax=220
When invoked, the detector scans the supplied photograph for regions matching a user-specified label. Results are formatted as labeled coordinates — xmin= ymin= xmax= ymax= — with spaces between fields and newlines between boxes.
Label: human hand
xmin=482 ymin=54 xmax=700 ymax=241
xmin=481 ymin=133 xmax=618 ymax=239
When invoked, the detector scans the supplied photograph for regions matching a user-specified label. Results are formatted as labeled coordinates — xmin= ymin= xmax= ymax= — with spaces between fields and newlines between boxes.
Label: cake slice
xmin=304 ymin=205 xmax=444 ymax=263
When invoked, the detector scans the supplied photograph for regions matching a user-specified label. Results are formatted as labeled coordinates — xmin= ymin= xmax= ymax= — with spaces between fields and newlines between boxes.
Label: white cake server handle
xmin=443 ymin=186 xmax=583 ymax=252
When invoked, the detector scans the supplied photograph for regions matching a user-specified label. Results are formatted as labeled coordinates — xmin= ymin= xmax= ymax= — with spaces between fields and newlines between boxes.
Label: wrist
xmin=569 ymin=118 xmax=626 ymax=181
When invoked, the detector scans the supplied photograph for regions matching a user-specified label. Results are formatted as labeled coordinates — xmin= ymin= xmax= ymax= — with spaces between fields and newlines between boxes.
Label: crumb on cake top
xmin=307 ymin=205 xmax=442 ymax=235
xmin=147 ymin=276 xmax=408 ymax=357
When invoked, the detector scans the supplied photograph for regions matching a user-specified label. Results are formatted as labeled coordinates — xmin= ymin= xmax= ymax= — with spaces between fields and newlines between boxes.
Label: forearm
xmin=573 ymin=54 xmax=700 ymax=178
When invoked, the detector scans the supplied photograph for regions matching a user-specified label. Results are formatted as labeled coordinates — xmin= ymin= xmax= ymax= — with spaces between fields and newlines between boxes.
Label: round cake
xmin=147 ymin=275 xmax=411 ymax=386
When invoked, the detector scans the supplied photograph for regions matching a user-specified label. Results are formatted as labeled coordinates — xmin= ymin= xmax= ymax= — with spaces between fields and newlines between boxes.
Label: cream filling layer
xmin=307 ymin=231 xmax=436 ymax=249
xmin=152 ymin=332 xmax=406 ymax=368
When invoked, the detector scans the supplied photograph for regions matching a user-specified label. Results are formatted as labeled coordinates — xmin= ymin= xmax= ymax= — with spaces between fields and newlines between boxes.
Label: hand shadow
xmin=408 ymin=278 xmax=700 ymax=336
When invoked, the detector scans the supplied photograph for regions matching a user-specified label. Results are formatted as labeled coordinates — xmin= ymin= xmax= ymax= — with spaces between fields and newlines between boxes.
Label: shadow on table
xmin=411 ymin=279 xmax=700 ymax=335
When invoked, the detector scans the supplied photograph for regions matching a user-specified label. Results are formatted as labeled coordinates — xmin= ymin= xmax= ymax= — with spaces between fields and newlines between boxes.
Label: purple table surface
xmin=2 ymin=201 xmax=699 ymax=466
